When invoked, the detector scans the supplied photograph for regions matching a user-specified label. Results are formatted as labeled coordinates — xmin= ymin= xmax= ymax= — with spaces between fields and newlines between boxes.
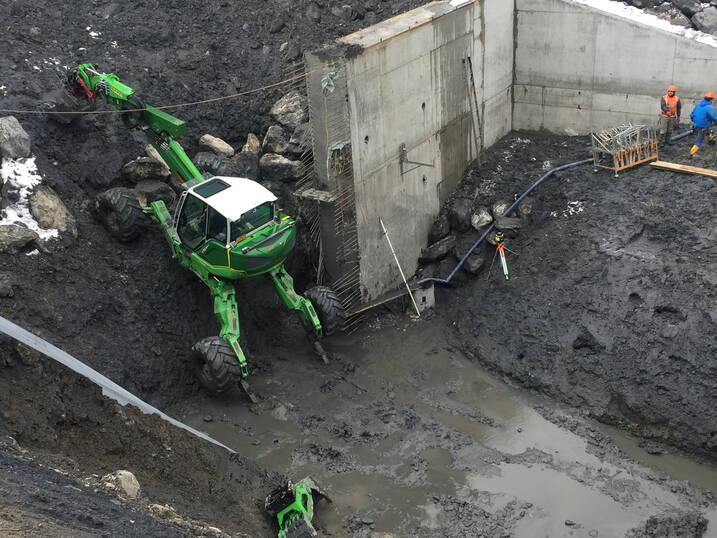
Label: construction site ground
xmin=0 ymin=0 xmax=716 ymax=536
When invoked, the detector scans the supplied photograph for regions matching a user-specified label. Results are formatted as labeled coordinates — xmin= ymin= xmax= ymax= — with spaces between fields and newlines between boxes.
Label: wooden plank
xmin=650 ymin=160 xmax=717 ymax=178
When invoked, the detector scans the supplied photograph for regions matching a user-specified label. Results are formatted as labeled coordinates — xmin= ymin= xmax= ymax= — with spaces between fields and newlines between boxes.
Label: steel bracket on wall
xmin=399 ymin=143 xmax=435 ymax=175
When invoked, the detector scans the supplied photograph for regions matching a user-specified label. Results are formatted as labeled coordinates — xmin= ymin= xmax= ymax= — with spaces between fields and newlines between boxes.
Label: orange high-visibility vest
xmin=661 ymin=94 xmax=680 ymax=118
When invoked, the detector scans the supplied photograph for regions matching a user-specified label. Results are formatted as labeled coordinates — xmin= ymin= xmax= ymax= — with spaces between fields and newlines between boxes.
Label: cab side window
xmin=207 ymin=206 xmax=228 ymax=244
xmin=177 ymin=195 xmax=207 ymax=250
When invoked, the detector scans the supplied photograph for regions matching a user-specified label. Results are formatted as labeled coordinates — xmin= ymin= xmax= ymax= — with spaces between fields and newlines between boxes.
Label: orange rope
xmin=0 ymin=69 xmax=315 ymax=115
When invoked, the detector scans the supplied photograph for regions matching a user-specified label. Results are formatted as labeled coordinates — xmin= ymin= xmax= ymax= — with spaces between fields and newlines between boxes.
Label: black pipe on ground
xmin=418 ymin=129 xmax=693 ymax=288
xmin=418 ymin=158 xmax=593 ymax=287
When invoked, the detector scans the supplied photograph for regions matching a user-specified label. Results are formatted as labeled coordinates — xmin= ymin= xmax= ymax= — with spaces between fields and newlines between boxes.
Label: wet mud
xmin=176 ymin=314 xmax=717 ymax=537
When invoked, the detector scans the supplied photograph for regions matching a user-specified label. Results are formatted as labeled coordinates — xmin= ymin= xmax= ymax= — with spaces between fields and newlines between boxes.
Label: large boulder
xmin=627 ymin=0 xmax=662 ymax=7
xmin=471 ymin=206 xmax=493 ymax=230
xmin=259 ymin=153 xmax=301 ymax=182
xmin=29 ymin=186 xmax=77 ymax=237
xmin=420 ymin=235 xmax=456 ymax=262
xmin=0 ymin=117 xmax=31 ymax=159
xmin=194 ymin=152 xmax=227 ymax=176
xmin=428 ymin=213 xmax=450 ymax=244
xmin=447 ymin=198 xmax=473 ymax=232
xmin=262 ymin=125 xmax=289 ymax=154
xmin=199 ymin=134 xmax=234 ymax=158
xmin=462 ymin=251 xmax=485 ymax=276
xmin=491 ymin=200 xmax=511 ymax=219
xmin=286 ymin=123 xmax=311 ymax=158
xmin=134 ymin=180 xmax=176 ymax=206
xmin=102 ymin=470 xmax=141 ymax=500
xmin=270 ymin=91 xmax=308 ymax=131
xmin=672 ymin=0 xmax=703 ymax=17
xmin=692 ymin=7 xmax=717 ymax=33
xmin=242 ymin=133 xmax=262 ymax=155
xmin=0 ymin=224 xmax=39 ymax=254
xmin=652 ymin=4 xmax=692 ymax=27
xmin=121 ymin=157 xmax=170 ymax=183
xmin=228 ymin=151 xmax=260 ymax=181
xmin=144 ymin=145 xmax=170 ymax=175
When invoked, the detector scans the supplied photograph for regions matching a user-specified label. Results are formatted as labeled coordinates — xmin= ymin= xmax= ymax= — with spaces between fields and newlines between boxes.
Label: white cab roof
xmin=189 ymin=176 xmax=277 ymax=222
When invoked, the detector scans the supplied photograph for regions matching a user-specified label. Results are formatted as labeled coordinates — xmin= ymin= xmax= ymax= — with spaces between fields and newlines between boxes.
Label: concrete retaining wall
xmin=306 ymin=0 xmax=514 ymax=302
xmin=514 ymin=0 xmax=717 ymax=134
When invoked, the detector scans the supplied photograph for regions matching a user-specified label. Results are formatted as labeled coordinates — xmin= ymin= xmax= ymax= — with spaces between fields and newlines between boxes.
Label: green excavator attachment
xmin=265 ymin=477 xmax=330 ymax=538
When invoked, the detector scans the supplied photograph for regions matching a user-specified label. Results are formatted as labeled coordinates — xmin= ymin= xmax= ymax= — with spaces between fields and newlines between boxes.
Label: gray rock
xmin=242 ymin=133 xmax=262 ymax=155
xmin=516 ymin=198 xmax=534 ymax=219
xmin=0 ymin=224 xmax=39 ymax=254
xmin=495 ymin=216 xmax=522 ymax=238
xmin=286 ymin=123 xmax=311 ymax=158
xmin=262 ymin=125 xmax=289 ymax=155
xmin=364 ymin=11 xmax=378 ymax=25
xmin=259 ymin=153 xmax=302 ymax=182
xmin=420 ymin=235 xmax=456 ymax=262
xmin=692 ymin=6 xmax=717 ymax=33
xmin=651 ymin=5 xmax=692 ymax=27
xmin=2 ymin=180 xmax=21 ymax=209
xmin=448 ymin=198 xmax=473 ymax=232
xmin=134 ymin=180 xmax=176 ymax=206
xmin=0 ymin=273 xmax=13 ymax=298
xmin=491 ymin=200 xmax=511 ymax=219
xmin=270 ymin=91 xmax=308 ymax=131
xmin=103 ymin=470 xmax=141 ymax=500
xmin=471 ymin=206 xmax=493 ymax=230
xmin=144 ymin=145 xmax=170 ymax=175
xmin=428 ymin=213 xmax=450 ymax=244
xmin=672 ymin=0 xmax=703 ymax=16
xmin=627 ymin=0 xmax=661 ymax=7
xmin=199 ymin=134 xmax=235 ymax=158
xmin=29 ymin=186 xmax=77 ymax=237
xmin=462 ymin=251 xmax=485 ymax=275
xmin=228 ymin=151 xmax=260 ymax=182
xmin=284 ymin=43 xmax=302 ymax=62
xmin=0 ymin=116 xmax=31 ymax=159
xmin=194 ymin=152 xmax=228 ymax=176
xmin=121 ymin=157 xmax=170 ymax=183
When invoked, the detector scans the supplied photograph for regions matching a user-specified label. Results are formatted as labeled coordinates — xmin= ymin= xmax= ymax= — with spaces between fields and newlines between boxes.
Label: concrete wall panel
xmin=515 ymin=0 xmax=717 ymax=133
xmin=310 ymin=0 xmax=514 ymax=301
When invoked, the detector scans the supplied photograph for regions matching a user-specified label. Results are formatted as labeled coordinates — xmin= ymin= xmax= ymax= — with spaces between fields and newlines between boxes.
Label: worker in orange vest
xmin=659 ymin=85 xmax=681 ymax=144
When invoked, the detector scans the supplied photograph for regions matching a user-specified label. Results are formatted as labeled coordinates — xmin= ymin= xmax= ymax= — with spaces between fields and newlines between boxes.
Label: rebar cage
xmin=591 ymin=124 xmax=658 ymax=177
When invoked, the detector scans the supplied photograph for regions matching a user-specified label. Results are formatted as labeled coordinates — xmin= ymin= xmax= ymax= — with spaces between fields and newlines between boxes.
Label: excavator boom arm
xmin=69 ymin=63 xmax=203 ymax=183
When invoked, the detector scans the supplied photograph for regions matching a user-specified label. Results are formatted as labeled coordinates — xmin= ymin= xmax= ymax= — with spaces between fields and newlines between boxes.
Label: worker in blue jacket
xmin=689 ymin=91 xmax=717 ymax=156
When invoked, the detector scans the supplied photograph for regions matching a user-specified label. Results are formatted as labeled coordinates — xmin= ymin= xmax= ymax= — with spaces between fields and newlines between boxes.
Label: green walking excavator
xmin=66 ymin=64 xmax=344 ymax=399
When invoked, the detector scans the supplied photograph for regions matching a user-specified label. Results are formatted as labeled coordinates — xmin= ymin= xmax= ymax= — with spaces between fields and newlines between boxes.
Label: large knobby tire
xmin=304 ymin=286 xmax=345 ymax=337
xmin=95 ymin=187 xmax=147 ymax=242
xmin=192 ymin=336 xmax=243 ymax=395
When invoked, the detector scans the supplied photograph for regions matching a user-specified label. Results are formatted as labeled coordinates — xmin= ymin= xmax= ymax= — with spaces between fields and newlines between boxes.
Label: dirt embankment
xmin=0 ymin=338 xmax=281 ymax=536
xmin=429 ymin=133 xmax=717 ymax=459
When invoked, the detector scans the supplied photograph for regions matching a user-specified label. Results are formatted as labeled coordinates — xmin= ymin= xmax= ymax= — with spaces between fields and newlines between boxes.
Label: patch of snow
xmin=111 ymin=41 xmax=118 ymax=49
xmin=542 ymin=160 xmax=553 ymax=170
xmin=32 ymin=66 xmax=40 ymax=71
xmin=550 ymin=200 xmax=586 ymax=218
xmin=25 ymin=249 xmax=39 ymax=257
xmin=0 ymin=85 xmax=6 ymax=96
xmin=0 ymin=157 xmax=59 ymax=240
xmin=449 ymin=0 xmax=471 ymax=6
xmin=573 ymin=0 xmax=717 ymax=48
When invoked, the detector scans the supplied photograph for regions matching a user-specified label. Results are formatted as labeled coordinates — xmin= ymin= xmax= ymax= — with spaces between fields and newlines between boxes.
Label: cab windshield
xmin=230 ymin=202 xmax=275 ymax=241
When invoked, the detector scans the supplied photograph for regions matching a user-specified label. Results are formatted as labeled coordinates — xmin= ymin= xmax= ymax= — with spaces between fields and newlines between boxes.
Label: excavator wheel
xmin=95 ymin=187 xmax=147 ymax=242
xmin=304 ymin=286 xmax=345 ymax=337
xmin=192 ymin=336 xmax=243 ymax=395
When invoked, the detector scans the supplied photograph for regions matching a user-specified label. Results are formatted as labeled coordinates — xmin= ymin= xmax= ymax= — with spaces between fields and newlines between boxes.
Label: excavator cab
xmin=173 ymin=176 xmax=296 ymax=277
